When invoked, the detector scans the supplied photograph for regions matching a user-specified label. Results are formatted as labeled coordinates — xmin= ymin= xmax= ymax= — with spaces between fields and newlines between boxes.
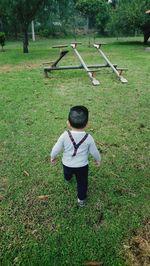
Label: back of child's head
xmin=68 ymin=106 xmax=89 ymax=129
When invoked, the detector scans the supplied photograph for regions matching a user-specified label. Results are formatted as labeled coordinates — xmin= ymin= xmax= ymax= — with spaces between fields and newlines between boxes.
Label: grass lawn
xmin=0 ymin=36 xmax=150 ymax=266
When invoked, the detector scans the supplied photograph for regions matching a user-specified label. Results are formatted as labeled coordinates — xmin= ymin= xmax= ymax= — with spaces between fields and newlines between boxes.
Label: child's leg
xmin=75 ymin=165 xmax=88 ymax=201
xmin=63 ymin=165 xmax=73 ymax=181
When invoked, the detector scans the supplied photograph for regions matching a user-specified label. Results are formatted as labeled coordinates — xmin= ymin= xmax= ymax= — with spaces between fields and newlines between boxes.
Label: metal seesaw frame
xmin=44 ymin=42 xmax=128 ymax=86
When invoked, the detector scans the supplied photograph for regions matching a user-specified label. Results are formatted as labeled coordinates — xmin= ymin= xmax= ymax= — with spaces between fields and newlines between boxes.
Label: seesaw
xmin=44 ymin=42 xmax=128 ymax=86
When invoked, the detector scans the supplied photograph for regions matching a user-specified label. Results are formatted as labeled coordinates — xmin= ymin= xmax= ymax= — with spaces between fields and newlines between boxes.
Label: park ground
xmin=0 ymin=37 xmax=150 ymax=266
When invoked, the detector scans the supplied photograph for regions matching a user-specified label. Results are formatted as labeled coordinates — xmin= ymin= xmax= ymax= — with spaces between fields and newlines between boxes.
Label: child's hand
xmin=50 ymin=158 xmax=57 ymax=164
xmin=95 ymin=160 xmax=101 ymax=167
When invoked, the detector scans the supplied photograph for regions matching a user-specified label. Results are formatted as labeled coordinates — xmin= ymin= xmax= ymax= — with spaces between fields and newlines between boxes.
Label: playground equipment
xmin=44 ymin=42 xmax=128 ymax=86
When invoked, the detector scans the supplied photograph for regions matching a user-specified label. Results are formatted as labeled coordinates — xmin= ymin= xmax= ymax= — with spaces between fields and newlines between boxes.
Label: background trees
xmin=76 ymin=0 xmax=109 ymax=34
xmin=36 ymin=0 xmax=78 ymax=37
xmin=7 ymin=0 xmax=51 ymax=53
xmin=0 ymin=0 xmax=149 ymax=53
xmin=0 ymin=0 xmax=57 ymax=53
xmin=108 ymin=0 xmax=150 ymax=44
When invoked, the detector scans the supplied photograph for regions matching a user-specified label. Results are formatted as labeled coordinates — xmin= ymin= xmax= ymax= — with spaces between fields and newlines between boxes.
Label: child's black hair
xmin=68 ymin=106 xmax=89 ymax=129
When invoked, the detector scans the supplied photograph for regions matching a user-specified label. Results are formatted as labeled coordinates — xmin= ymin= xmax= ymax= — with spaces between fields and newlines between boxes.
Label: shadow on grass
xmin=115 ymin=40 xmax=150 ymax=46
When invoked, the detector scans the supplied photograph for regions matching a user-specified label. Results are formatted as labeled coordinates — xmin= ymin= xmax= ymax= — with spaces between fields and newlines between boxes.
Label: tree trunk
xmin=142 ymin=24 xmax=150 ymax=45
xmin=0 ymin=19 xmax=3 ymax=31
xmin=23 ymin=27 xmax=29 ymax=53
xmin=144 ymin=31 xmax=150 ymax=45
xmin=14 ymin=24 xmax=18 ymax=40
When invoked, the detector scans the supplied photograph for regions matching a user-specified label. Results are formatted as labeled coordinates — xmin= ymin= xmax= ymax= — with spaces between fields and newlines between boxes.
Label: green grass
xmin=0 ymin=36 xmax=150 ymax=266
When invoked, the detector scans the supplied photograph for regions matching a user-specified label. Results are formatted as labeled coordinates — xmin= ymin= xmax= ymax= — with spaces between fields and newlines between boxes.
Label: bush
xmin=38 ymin=24 xmax=65 ymax=38
xmin=39 ymin=28 xmax=50 ymax=37
xmin=0 ymin=32 xmax=5 ymax=50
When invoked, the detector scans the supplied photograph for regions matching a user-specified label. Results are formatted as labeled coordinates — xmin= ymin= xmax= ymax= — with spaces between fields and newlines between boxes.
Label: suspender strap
xmin=67 ymin=130 xmax=88 ymax=157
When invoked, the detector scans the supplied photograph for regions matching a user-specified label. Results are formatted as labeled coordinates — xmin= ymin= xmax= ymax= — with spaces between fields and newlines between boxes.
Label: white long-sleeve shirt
xmin=50 ymin=130 xmax=101 ymax=168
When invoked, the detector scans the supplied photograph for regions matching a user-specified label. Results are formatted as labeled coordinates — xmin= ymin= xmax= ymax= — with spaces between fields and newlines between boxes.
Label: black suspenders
xmin=67 ymin=130 xmax=88 ymax=157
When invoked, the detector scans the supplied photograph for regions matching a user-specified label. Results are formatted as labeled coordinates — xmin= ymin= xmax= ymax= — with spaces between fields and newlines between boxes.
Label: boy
xmin=50 ymin=106 xmax=101 ymax=207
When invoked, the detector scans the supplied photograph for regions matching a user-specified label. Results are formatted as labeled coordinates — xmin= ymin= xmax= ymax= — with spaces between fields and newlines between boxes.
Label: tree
xmin=109 ymin=0 xmax=150 ymax=44
xmin=143 ymin=9 xmax=150 ymax=44
xmin=1 ymin=0 xmax=52 ymax=53
xmin=0 ymin=0 xmax=77 ymax=43
xmin=12 ymin=0 xmax=50 ymax=53
xmin=76 ymin=0 xmax=109 ymax=34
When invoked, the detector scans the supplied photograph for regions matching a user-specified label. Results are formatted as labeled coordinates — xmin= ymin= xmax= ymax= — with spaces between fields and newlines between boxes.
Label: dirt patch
xmin=124 ymin=219 xmax=150 ymax=266
xmin=145 ymin=47 xmax=150 ymax=52
xmin=0 ymin=176 xmax=9 ymax=198
xmin=0 ymin=62 xmax=42 ymax=73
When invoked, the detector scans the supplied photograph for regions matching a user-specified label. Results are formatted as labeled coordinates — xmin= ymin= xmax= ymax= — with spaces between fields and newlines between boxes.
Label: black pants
xmin=63 ymin=164 xmax=88 ymax=201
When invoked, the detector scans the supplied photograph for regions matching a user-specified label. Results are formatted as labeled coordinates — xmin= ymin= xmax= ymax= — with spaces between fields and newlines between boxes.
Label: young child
xmin=50 ymin=106 xmax=101 ymax=207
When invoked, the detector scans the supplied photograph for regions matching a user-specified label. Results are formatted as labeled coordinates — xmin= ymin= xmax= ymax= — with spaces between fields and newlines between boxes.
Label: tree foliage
xmin=76 ymin=0 xmax=109 ymax=33
xmin=0 ymin=0 xmax=51 ymax=53
xmin=109 ymin=0 xmax=150 ymax=43
xmin=37 ymin=0 xmax=77 ymax=36
xmin=11 ymin=0 xmax=49 ymax=52
xmin=0 ymin=0 xmax=149 ymax=53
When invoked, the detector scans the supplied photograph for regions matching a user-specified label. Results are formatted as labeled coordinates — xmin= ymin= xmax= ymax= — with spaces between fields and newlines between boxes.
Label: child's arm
xmin=89 ymin=137 xmax=101 ymax=166
xmin=50 ymin=133 xmax=64 ymax=163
